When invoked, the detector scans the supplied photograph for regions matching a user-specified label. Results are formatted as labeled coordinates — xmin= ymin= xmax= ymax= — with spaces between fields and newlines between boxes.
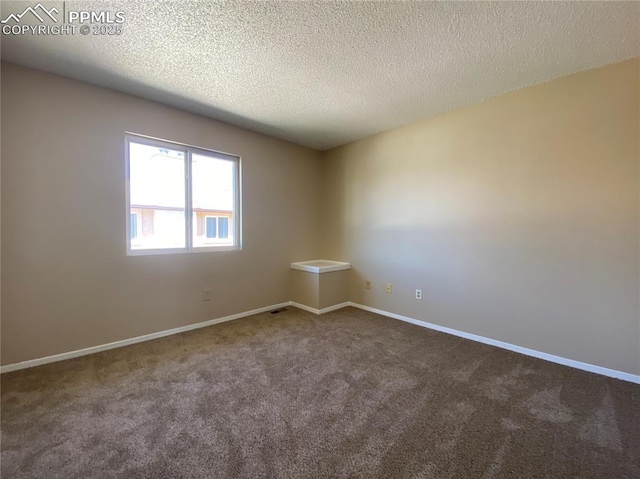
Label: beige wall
xmin=290 ymin=270 xmax=350 ymax=310
xmin=1 ymin=63 xmax=322 ymax=365
xmin=318 ymin=271 xmax=349 ymax=310
xmin=291 ymin=270 xmax=320 ymax=310
xmin=321 ymin=58 xmax=640 ymax=375
xmin=2 ymin=59 xmax=639 ymax=376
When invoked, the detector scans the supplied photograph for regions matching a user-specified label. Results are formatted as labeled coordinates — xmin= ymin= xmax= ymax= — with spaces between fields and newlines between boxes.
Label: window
xmin=218 ymin=217 xmax=229 ymax=239
xmin=206 ymin=216 xmax=217 ymax=238
xmin=205 ymin=216 xmax=230 ymax=240
xmin=130 ymin=212 xmax=139 ymax=240
xmin=126 ymin=134 xmax=241 ymax=254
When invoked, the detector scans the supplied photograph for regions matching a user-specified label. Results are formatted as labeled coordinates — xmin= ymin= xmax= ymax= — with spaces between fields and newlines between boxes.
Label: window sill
xmin=127 ymin=245 xmax=241 ymax=256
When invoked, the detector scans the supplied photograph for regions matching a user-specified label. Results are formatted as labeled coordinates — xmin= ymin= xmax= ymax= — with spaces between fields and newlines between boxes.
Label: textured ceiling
xmin=1 ymin=1 xmax=639 ymax=150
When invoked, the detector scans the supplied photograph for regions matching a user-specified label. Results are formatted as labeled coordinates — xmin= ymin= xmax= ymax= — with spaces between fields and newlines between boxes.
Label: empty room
xmin=1 ymin=1 xmax=639 ymax=478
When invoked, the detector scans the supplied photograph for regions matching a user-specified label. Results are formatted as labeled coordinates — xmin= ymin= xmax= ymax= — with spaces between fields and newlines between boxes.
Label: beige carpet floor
xmin=1 ymin=306 xmax=639 ymax=478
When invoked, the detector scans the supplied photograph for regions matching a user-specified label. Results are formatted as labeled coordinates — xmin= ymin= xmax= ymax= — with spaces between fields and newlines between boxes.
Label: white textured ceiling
xmin=1 ymin=1 xmax=639 ymax=150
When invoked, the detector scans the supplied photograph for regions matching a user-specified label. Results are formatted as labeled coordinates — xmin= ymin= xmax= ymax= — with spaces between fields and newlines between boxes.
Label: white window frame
xmin=125 ymin=133 xmax=242 ymax=255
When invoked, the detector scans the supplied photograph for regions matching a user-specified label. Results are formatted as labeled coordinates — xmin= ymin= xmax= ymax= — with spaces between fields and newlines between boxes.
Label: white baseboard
xmin=289 ymin=302 xmax=319 ymax=314
xmin=290 ymin=301 xmax=350 ymax=315
xmin=348 ymin=302 xmax=640 ymax=384
xmin=0 ymin=302 xmax=291 ymax=374
xmin=320 ymin=302 xmax=351 ymax=314
xmin=3 ymin=300 xmax=638 ymax=385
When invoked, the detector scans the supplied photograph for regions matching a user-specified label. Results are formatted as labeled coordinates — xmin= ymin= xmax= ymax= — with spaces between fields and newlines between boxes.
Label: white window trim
xmin=125 ymin=133 xmax=242 ymax=256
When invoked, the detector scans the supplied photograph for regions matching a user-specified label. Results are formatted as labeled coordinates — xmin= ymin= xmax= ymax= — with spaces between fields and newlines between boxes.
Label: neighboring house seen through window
xmin=126 ymin=134 xmax=241 ymax=254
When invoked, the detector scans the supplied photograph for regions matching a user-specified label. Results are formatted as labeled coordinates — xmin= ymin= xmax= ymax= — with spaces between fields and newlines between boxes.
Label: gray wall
xmin=321 ymin=58 xmax=640 ymax=375
xmin=1 ymin=63 xmax=322 ymax=365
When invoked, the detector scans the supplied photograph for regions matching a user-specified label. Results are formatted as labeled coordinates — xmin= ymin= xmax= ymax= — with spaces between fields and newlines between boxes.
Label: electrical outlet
xmin=385 ymin=283 xmax=392 ymax=294
xmin=202 ymin=289 xmax=211 ymax=301
xmin=415 ymin=289 xmax=423 ymax=300
xmin=365 ymin=280 xmax=372 ymax=290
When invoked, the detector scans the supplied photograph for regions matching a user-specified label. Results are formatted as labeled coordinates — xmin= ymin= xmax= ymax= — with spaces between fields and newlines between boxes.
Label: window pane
xmin=218 ymin=217 xmax=229 ymax=239
xmin=206 ymin=217 xmax=217 ymax=238
xmin=129 ymin=142 xmax=186 ymax=250
xmin=192 ymin=153 xmax=235 ymax=247
xmin=130 ymin=213 xmax=138 ymax=240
